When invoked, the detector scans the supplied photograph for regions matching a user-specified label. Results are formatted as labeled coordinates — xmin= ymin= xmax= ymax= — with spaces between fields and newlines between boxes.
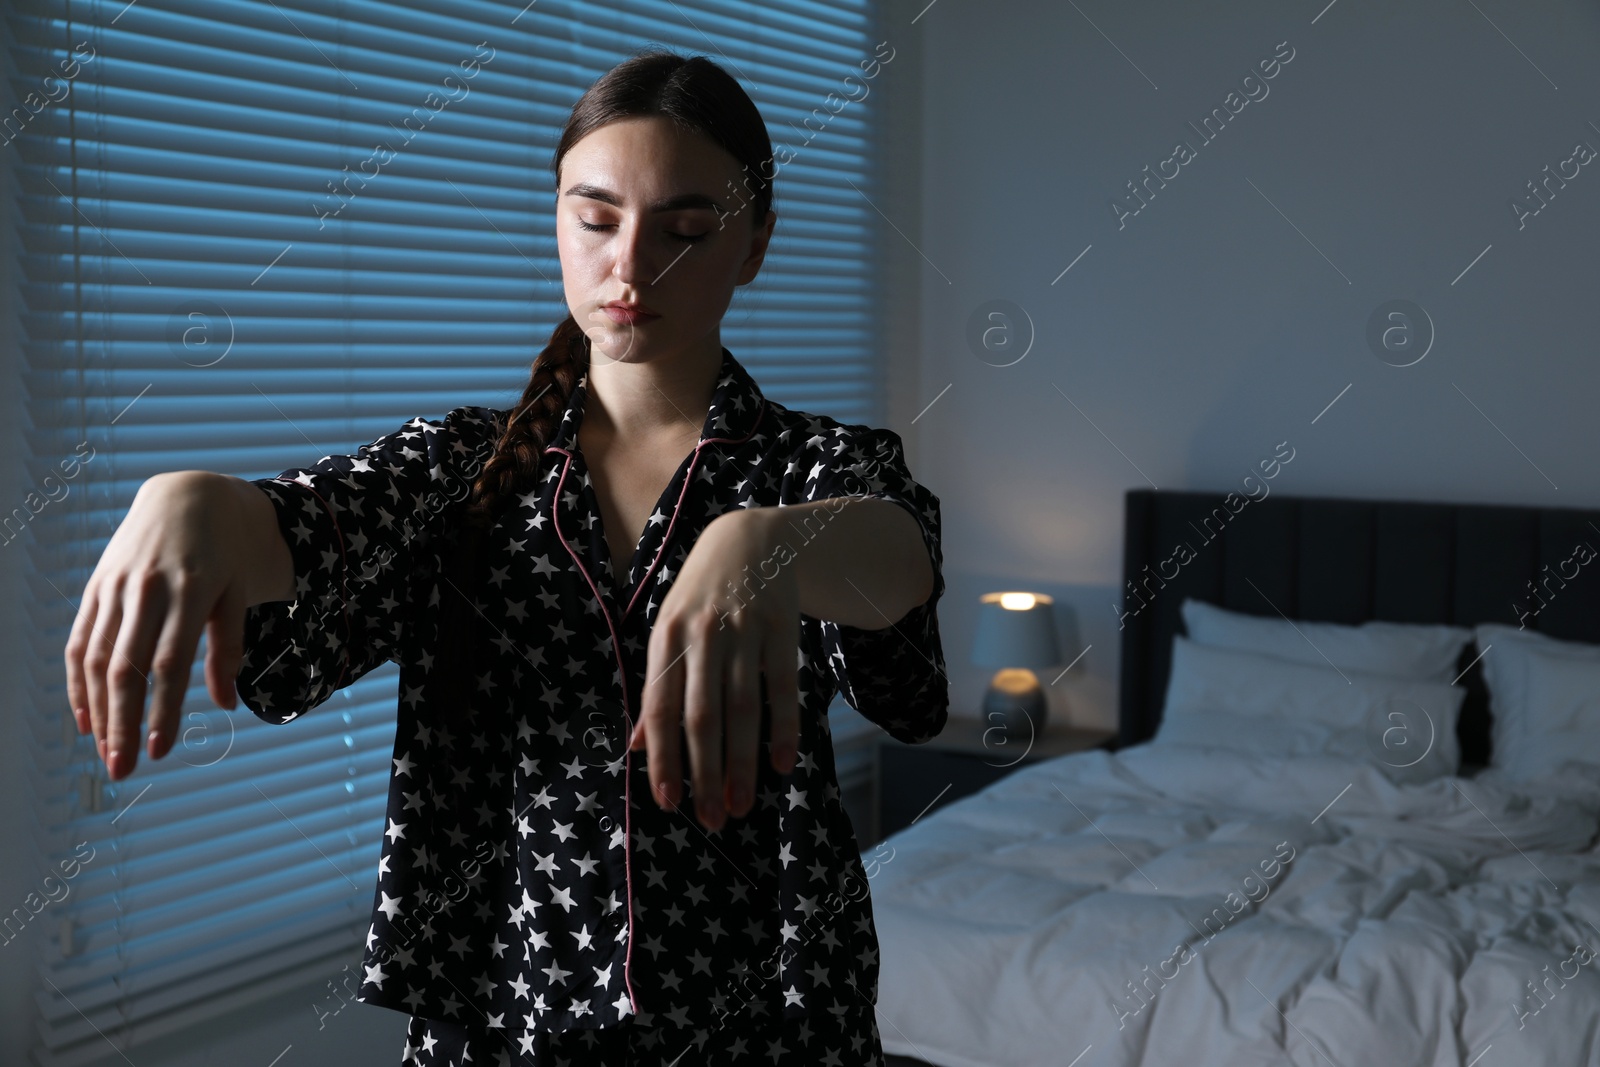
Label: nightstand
xmin=871 ymin=717 xmax=1116 ymax=844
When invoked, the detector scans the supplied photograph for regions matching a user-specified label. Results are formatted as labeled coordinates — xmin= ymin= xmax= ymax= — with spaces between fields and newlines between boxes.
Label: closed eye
xmin=577 ymin=219 xmax=707 ymax=243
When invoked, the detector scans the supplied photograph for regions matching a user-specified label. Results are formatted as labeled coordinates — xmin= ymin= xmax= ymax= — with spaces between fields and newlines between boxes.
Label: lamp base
xmin=981 ymin=668 xmax=1049 ymax=746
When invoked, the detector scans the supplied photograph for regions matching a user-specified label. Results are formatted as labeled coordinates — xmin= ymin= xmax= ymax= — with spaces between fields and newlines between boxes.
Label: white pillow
xmin=1155 ymin=635 xmax=1464 ymax=783
xmin=1475 ymin=624 xmax=1600 ymax=777
xmin=1180 ymin=597 xmax=1471 ymax=684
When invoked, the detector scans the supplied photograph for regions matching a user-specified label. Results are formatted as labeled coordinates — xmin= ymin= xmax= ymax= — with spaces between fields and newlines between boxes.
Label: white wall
xmin=905 ymin=0 xmax=1600 ymax=732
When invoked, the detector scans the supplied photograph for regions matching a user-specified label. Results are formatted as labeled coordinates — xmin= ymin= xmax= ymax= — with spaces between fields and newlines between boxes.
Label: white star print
xmin=233 ymin=356 xmax=947 ymax=1045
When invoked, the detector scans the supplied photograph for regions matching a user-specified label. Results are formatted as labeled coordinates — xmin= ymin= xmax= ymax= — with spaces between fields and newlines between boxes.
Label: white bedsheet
xmin=872 ymin=743 xmax=1600 ymax=1067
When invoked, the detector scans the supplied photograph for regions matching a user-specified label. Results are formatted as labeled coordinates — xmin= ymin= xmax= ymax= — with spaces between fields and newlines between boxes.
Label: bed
xmin=873 ymin=488 xmax=1600 ymax=1067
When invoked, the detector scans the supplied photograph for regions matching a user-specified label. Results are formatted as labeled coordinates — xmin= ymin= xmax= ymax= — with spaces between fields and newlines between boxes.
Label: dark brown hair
xmin=432 ymin=48 xmax=777 ymax=712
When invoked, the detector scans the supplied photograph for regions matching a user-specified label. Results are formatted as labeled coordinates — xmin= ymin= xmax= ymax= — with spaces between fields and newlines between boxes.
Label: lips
xmin=601 ymin=305 xmax=659 ymax=325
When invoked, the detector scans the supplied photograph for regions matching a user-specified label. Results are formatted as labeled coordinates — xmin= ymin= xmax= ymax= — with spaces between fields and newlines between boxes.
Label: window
xmin=8 ymin=0 xmax=890 ymax=1061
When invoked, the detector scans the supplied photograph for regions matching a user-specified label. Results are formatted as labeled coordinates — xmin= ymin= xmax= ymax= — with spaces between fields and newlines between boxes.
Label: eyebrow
xmin=562 ymin=182 xmax=726 ymax=214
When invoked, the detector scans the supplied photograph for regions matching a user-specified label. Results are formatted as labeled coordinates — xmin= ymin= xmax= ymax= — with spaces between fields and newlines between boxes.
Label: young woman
xmin=65 ymin=49 xmax=948 ymax=1066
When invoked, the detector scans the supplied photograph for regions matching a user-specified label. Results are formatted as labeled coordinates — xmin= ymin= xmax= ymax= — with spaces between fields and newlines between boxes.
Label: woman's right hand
xmin=63 ymin=471 xmax=293 ymax=781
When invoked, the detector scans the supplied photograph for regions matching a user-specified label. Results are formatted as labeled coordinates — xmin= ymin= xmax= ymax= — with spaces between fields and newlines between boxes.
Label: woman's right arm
xmin=63 ymin=470 xmax=296 ymax=782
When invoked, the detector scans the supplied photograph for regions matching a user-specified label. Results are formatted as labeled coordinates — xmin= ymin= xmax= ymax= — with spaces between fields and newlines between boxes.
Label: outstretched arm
xmin=745 ymin=496 xmax=934 ymax=630
xmin=63 ymin=470 xmax=298 ymax=782
xmin=629 ymin=491 xmax=948 ymax=833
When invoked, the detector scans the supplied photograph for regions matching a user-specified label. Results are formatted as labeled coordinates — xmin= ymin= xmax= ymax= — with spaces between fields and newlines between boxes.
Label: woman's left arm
xmin=743 ymin=496 xmax=935 ymax=630
xmin=626 ymin=499 xmax=931 ymax=835
xmin=629 ymin=449 xmax=949 ymax=834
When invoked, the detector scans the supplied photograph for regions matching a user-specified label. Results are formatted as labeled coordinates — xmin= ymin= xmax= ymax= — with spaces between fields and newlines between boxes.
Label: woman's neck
xmin=582 ymin=338 xmax=722 ymax=441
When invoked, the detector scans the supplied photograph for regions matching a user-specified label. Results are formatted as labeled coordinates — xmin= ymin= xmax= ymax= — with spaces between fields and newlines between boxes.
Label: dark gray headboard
xmin=1116 ymin=488 xmax=1600 ymax=765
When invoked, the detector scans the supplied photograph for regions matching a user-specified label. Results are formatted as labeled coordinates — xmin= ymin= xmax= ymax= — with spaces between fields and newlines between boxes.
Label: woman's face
xmin=557 ymin=115 xmax=775 ymax=365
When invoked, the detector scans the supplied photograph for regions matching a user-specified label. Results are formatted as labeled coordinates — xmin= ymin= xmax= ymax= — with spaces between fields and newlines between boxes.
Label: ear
xmin=736 ymin=209 xmax=777 ymax=286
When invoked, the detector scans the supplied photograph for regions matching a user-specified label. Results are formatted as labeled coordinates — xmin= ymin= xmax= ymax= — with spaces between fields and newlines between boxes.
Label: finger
xmin=203 ymin=581 xmax=246 ymax=714
xmin=106 ymin=572 xmax=169 ymax=780
xmin=82 ymin=581 xmax=124 ymax=764
xmin=723 ymin=620 xmax=763 ymax=819
xmin=145 ymin=582 xmax=213 ymax=761
xmin=641 ymin=621 xmax=688 ymax=812
xmin=764 ymin=608 xmax=802 ymax=776
xmin=64 ymin=585 xmax=102 ymax=737
xmin=682 ymin=614 xmax=726 ymax=831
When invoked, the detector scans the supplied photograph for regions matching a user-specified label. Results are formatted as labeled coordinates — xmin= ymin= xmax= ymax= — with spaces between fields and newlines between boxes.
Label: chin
xmin=591 ymin=334 xmax=660 ymax=364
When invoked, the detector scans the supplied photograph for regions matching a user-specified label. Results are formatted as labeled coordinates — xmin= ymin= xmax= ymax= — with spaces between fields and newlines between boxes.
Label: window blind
xmin=10 ymin=0 xmax=890 ymax=1061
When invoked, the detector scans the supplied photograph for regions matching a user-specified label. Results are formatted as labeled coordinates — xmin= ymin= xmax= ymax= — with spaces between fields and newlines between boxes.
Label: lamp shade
xmin=971 ymin=591 xmax=1062 ymax=669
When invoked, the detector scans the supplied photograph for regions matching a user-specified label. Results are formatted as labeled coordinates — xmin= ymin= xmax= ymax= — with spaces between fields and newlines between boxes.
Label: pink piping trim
xmin=537 ymin=395 xmax=767 ymax=1019
xmin=547 ymin=449 xmax=641 ymax=1017
xmin=621 ymin=398 xmax=768 ymax=624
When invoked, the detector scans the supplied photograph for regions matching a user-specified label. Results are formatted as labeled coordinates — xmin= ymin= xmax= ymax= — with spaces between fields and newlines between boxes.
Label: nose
xmin=610 ymin=215 xmax=671 ymax=288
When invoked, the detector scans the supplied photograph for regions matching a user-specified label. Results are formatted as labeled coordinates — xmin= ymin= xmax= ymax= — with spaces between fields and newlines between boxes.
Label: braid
xmin=463 ymin=315 xmax=591 ymax=532
xmin=431 ymin=315 xmax=590 ymax=714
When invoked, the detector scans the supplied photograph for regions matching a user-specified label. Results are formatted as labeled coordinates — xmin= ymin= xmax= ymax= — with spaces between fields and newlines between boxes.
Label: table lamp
xmin=972 ymin=591 xmax=1063 ymax=740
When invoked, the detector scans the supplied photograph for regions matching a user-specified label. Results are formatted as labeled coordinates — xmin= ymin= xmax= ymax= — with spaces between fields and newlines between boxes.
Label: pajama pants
xmin=401 ymin=1004 xmax=886 ymax=1066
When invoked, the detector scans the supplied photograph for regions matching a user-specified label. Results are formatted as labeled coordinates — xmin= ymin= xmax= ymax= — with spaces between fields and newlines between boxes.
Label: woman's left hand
xmin=627 ymin=508 xmax=800 ymax=832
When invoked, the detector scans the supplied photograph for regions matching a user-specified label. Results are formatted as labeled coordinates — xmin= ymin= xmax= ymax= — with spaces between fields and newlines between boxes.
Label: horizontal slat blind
xmin=14 ymin=0 xmax=885 ymax=1061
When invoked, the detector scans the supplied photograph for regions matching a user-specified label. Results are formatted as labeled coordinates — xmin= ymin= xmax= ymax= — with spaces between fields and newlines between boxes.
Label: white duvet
xmin=871 ymin=743 xmax=1600 ymax=1067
